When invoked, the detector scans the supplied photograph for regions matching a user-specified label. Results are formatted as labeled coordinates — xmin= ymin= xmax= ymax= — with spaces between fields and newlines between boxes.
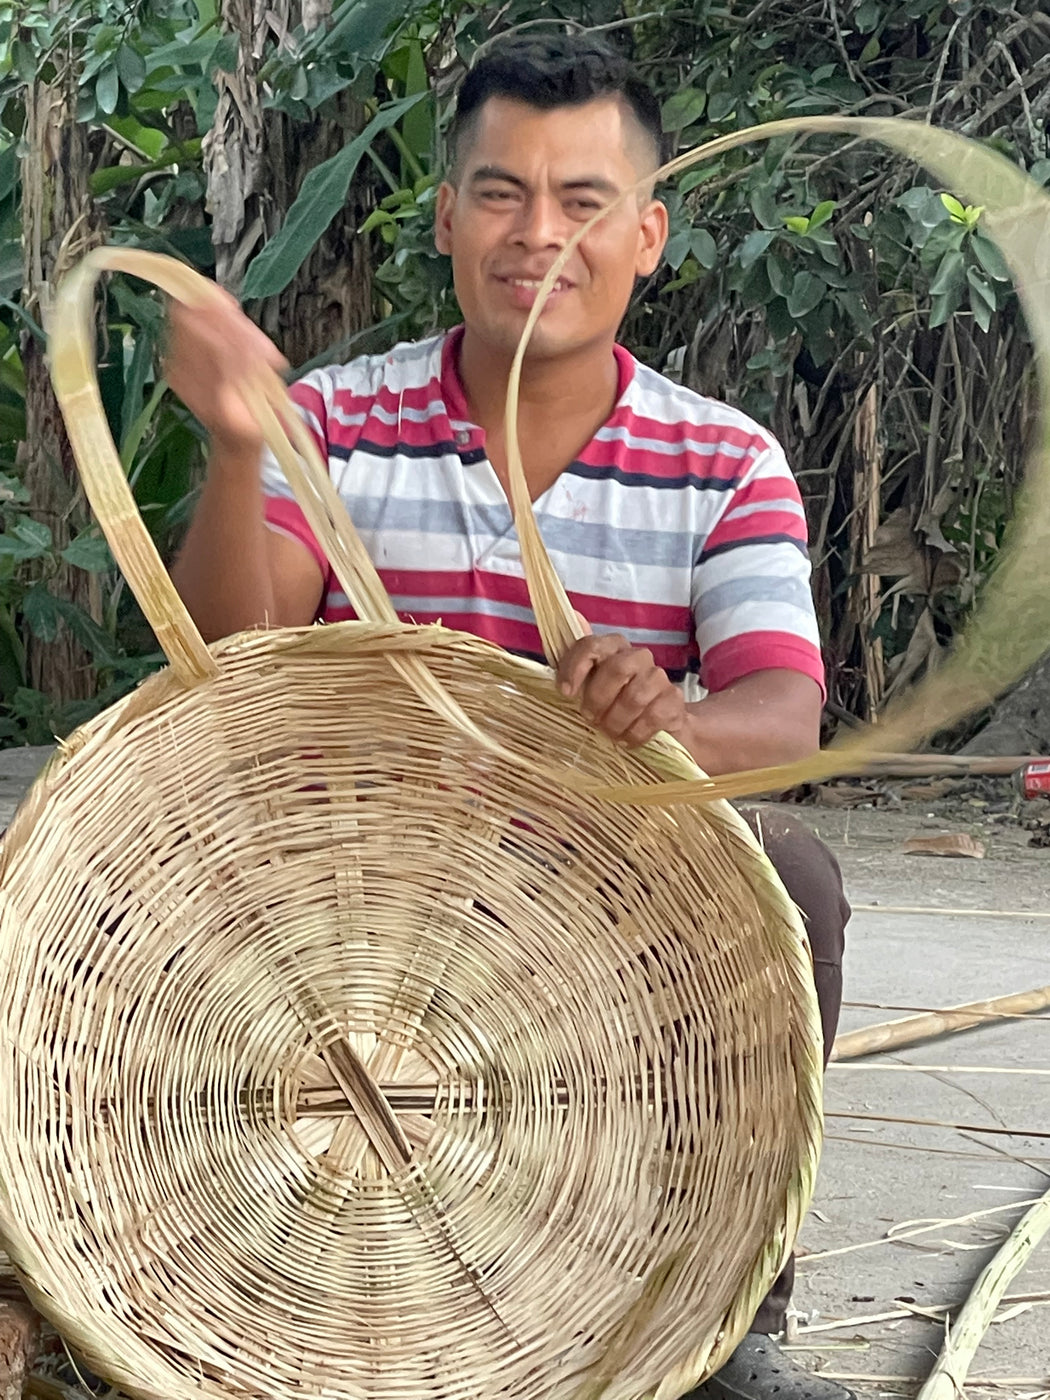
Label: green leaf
xmin=679 ymin=165 xmax=718 ymax=195
xmin=0 ymin=471 xmax=29 ymax=505
xmin=808 ymin=199 xmax=836 ymax=230
xmin=971 ymin=292 xmax=992 ymax=334
xmin=940 ymin=192 xmax=966 ymax=221
xmin=663 ymin=229 xmax=692 ymax=270
xmin=208 ymin=31 xmax=239 ymax=77
xmin=929 ymin=281 xmax=964 ymax=328
xmin=782 ymin=215 xmax=809 ymax=234
xmin=11 ymin=39 xmax=36 ymax=83
xmin=61 ymin=532 xmax=113 ymax=573
xmin=400 ymin=38 xmax=432 ymax=164
xmin=859 ymin=36 xmax=880 ymax=63
xmin=739 ymin=229 xmax=776 ymax=270
xmin=21 ymin=584 xmax=60 ymax=643
xmin=96 ymin=65 xmax=120 ymax=116
xmin=317 ymin=0 xmax=406 ymax=62
xmin=0 ymin=536 xmax=41 ymax=560
xmin=972 ymin=230 xmax=1011 ymax=283
xmin=0 ymin=517 xmax=52 ymax=559
xmin=929 ymin=247 xmax=966 ymax=297
xmin=19 ymin=518 xmax=52 ymax=550
xmin=855 ymin=0 xmax=881 ymax=32
xmin=116 ymin=44 xmax=147 ymax=95
xmin=54 ymin=599 xmax=118 ymax=666
xmin=766 ymin=254 xmax=792 ymax=298
xmin=898 ymin=185 xmax=946 ymax=230
xmin=104 ymin=115 xmax=169 ymax=161
xmin=145 ymin=35 xmax=220 ymax=74
xmin=662 ymin=258 xmax=701 ymax=293
xmin=707 ymin=91 xmax=736 ymax=123
xmin=661 ymin=88 xmax=706 ymax=133
xmin=787 ymin=270 xmax=825 ymax=319
xmin=690 ymin=227 xmax=717 ymax=269
xmin=360 ymin=208 xmax=397 ymax=233
xmin=241 ymin=92 xmax=427 ymax=301
xmin=290 ymin=66 xmax=309 ymax=102
xmin=0 ymin=144 xmax=18 ymax=203
xmin=749 ymin=184 xmax=779 ymax=230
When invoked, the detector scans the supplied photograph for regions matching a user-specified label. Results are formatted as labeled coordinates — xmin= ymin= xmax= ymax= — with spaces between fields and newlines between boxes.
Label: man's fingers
xmin=622 ymin=691 xmax=687 ymax=748
xmin=592 ymin=669 xmax=669 ymax=741
xmin=578 ymin=647 xmax=655 ymax=719
xmin=557 ymin=633 xmax=629 ymax=697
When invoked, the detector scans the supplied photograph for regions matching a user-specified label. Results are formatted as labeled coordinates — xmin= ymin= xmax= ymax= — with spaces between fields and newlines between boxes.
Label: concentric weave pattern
xmin=0 ymin=626 xmax=822 ymax=1400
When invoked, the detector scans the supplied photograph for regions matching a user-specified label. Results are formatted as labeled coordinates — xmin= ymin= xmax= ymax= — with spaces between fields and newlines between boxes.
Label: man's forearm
xmin=170 ymin=444 xmax=279 ymax=642
xmin=674 ymin=675 xmax=822 ymax=777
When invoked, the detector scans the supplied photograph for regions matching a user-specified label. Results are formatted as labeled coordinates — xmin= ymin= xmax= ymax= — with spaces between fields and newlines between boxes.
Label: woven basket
xmin=0 ymin=251 xmax=823 ymax=1400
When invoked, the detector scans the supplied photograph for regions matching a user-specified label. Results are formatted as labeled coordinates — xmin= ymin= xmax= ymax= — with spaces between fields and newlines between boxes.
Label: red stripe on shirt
xmin=701 ymin=632 xmax=826 ymax=697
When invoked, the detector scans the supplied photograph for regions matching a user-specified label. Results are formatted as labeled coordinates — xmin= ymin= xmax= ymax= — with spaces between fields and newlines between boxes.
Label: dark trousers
xmin=739 ymin=808 xmax=850 ymax=1336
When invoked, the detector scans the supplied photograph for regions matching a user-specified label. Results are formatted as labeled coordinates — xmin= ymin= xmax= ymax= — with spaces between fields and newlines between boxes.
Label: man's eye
xmin=480 ymin=188 xmax=514 ymax=201
xmin=569 ymin=199 xmax=602 ymax=212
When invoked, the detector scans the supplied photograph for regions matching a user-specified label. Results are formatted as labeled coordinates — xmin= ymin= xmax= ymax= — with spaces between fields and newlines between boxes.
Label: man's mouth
xmin=504 ymin=276 xmax=571 ymax=291
xmin=498 ymin=275 xmax=573 ymax=310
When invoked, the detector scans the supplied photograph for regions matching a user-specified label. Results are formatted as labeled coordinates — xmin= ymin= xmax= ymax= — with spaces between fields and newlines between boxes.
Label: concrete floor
xmin=1 ymin=750 xmax=1048 ymax=1396
xmin=788 ymin=803 xmax=1050 ymax=1397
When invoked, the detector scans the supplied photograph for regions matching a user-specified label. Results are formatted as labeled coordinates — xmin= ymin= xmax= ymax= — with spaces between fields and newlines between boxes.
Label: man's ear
xmin=635 ymin=199 xmax=669 ymax=277
xmin=434 ymin=182 xmax=457 ymax=255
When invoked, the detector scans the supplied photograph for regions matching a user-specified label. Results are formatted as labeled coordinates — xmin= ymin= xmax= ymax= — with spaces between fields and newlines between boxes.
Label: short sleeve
xmin=260 ymin=370 xmax=332 ymax=577
xmin=691 ymin=444 xmax=825 ymax=696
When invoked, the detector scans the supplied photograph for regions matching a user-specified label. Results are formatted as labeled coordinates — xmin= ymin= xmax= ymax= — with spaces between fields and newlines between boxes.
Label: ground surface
xmin=1 ymin=747 xmax=1048 ymax=1399
xmin=784 ymin=794 xmax=1049 ymax=1398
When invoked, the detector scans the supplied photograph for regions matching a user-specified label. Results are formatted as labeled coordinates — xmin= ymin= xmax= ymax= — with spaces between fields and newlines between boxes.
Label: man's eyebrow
xmin=468 ymin=164 xmax=527 ymax=188
xmin=560 ymin=175 xmax=621 ymax=197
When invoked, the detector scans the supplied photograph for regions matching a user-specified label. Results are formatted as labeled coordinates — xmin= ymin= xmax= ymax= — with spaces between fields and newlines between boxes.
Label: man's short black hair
xmin=449 ymin=31 xmax=667 ymax=174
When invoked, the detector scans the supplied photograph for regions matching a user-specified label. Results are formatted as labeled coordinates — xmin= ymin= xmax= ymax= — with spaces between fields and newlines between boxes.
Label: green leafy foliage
xmin=241 ymin=92 xmax=428 ymax=300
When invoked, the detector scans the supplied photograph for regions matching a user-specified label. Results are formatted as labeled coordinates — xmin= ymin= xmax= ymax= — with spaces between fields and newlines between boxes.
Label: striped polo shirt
xmin=261 ymin=328 xmax=824 ymax=697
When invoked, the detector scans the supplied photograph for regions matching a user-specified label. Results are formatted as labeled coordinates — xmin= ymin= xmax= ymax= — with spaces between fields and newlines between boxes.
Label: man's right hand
xmin=163 ymin=289 xmax=289 ymax=458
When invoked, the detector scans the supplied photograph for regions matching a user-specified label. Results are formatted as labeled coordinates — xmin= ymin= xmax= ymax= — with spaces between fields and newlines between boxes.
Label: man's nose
xmin=513 ymin=193 xmax=567 ymax=248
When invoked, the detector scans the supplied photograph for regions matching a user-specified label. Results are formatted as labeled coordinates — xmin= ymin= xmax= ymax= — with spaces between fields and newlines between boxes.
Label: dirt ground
xmin=774 ymin=783 xmax=1050 ymax=1399
xmin=1 ymin=749 xmax=1048 ymax=1399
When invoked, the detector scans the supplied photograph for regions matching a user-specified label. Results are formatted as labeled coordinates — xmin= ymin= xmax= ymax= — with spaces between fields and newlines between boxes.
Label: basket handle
xmin=50 ymin=247 xmax=584 ymax=686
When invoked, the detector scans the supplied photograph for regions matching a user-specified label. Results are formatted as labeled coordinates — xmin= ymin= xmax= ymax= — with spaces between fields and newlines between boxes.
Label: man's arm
xmin=556 ymin=633 xmax=821 ymax=775
xmin=165 ymin=292 xmax=325 ymax=641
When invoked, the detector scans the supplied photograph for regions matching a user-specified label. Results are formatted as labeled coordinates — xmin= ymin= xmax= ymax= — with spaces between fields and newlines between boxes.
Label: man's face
xmin=435 ymin=96 xmax=668 ymax=362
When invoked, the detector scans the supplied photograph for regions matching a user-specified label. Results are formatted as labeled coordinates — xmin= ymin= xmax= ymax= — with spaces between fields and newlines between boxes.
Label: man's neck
xmin=457 ymin=327 xmax=619 ymax=438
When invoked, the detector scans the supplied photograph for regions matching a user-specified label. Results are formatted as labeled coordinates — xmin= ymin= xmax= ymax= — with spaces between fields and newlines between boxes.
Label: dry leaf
xmin=816 ymin=783 xmax=882 ymax=808
xmin=901 ymin=833 xmax=986 ymax=859
xmin=897 ymin=779 xmax=959 ymax=800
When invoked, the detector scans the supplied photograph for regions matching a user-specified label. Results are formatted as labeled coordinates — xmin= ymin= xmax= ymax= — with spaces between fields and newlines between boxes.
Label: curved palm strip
xmin=503 ymin=116 xmax=1050 ymax=802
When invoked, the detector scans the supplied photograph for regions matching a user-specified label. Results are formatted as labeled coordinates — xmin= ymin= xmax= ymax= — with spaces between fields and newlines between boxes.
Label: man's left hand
xmin=557 ymin=632 xmax=687 ymax=748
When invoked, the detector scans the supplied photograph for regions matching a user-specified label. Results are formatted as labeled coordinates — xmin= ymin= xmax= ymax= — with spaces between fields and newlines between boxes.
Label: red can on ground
xmin=1017 ymin=760 xmax=1050 ymax=800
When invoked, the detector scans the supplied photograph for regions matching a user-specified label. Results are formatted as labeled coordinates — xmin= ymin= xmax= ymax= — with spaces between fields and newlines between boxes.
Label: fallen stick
xmin=916 ymin=1187 xmax=1050 ymax=1400
xmin=829 ymin=1062 xmax=1050 ymax=1075
xmin=851 ymin=905 xmax=1050 ymax=920
xmin=827 ymin=1110 xmax=1050 ymax=1139
xmin=799 ymin=1198 xmax=1041 ymax=1263
xmin=841 ymin=752 xmax=1045 ymax=778
xmin=814 ymin=1375 xmax=1050 ymax=1387
xmin=831 ymin=985 xmax=1050 ymax=1061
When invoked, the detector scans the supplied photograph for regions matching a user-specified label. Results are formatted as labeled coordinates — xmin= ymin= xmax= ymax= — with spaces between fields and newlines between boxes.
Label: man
xmin=167 ymin=32 xmax=851 ymax=1400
